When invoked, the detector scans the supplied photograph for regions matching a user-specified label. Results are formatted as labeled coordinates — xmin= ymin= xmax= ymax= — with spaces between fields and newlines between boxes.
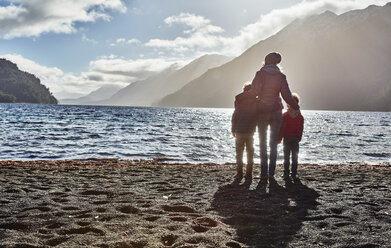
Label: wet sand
xmin=0 ymin=160 xmax=390 ymax=248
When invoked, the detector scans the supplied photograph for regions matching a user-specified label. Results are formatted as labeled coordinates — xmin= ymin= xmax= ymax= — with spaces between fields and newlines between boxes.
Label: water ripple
xmin=0 ymin=103 xmax=390 ymax=165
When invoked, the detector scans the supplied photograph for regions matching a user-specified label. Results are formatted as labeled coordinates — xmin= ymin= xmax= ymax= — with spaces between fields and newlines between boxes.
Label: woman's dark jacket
xmin=237 ymin=65 xmax=299 ymax=111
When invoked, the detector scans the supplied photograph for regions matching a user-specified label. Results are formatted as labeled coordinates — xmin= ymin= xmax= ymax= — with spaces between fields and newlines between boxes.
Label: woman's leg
xmin=258 ymin=120 xmax=268 ymax=177
xmin=268 ymin=110 xmax=283 ymax=177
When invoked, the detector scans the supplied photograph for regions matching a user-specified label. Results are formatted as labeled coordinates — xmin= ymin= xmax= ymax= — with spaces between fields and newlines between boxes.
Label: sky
xmin=0 ymin=0 xmax=389 ymax=99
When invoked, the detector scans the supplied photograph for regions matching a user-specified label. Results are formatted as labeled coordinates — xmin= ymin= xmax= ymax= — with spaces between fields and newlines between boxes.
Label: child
xmin=231 ymin=83 xmax=257 ymax=183
xmin=278 ymin=93 xmax=304 ymax=179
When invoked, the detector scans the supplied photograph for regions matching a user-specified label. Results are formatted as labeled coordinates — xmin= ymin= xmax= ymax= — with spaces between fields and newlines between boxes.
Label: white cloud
xmin=146 ymin=0 xmax=389 ymax=56
xmin=219 ymin=0 xmax=390 ymax=55
xmin=165 ymin=12 xmax=211 ymax=31
xmin=109 ymin=38 xmax=140 ymax=47
xmin=89 ymin=56 xmax=182 ymax=77
xmin=145 ymin=13 xmax=224 ymax=52
xmin=0 ymin=0 xmax=126 ymax=39
xmin=81 ymin=34 xmax=98 ymax=44
xmin=0 ymin=4 xmax=26 ymax=20
xmin=1 ymin=54 xmax=64 ymax=93
xmin=127 ymin=38 xmax=140 ymax=45
xmin=1 ymin=54 xmax=188 ymax=99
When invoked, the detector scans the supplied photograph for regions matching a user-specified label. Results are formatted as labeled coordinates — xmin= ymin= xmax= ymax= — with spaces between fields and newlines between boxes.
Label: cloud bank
xmin=109 ymin=38 xmax=140 ymax=47
xmin=146 ymin=0 xmax=389 ymax=56
xmin=146 ymin=13 xmax=224 ymax=53
xmin=0 ymin=0 xmax=126 ymax=39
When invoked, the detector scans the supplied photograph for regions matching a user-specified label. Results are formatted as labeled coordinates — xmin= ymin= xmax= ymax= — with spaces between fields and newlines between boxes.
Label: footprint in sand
xmin=92 ymin=200 xmax=110 ymax=205
xmin=73 ymin=210 xmax=93 ymax=219
xmin=144 ymin=215 xmax=160 ymax=222
xmin=191 ymin=225 xmax=209 ymax=233
xmin=161 ymin=234 xmax=178 ymax=246
xmin=0 ymin=221 xmax=30 ymax=231
xmin=46 ymin=236 xmax=70 ymax=247
xmin=46 ymin=221 xmax=65 ymax=229
xmin=49 ymin=189 xmax=63 ymax=196
xmin=315 ymin=221 xmax=328 ymax=229
xmin=184 ymin=235 xmax=212 ymax=245
xmin=80 ymin=189 xmax=110 ymax=196
xmin=99 ymin=240 xmax=147 ymax=248
xmin=334 ymin=221 xmax=354 ymax=227
xmin=0 ymin=200 xmax=10 ymax=205
xmin=117 ymin=205 xmax=139 ymax=214
xmin=170 ymin=216 xmax=188 ymax=222
xmin=190 ymin=217 xmax=218 ymax=233
xmin=4 ymin=188 xmax=21 ymax=194
xmin=328 ymin=207 xmax=345 ymax=215
xmin=96 ymin=207 xmax=106 ymax=213
xmin=22 ymin=206 xmax=52 ymax=212
xmin=226 ymin=241 xmax=242 ymax=248
xmin=76 ymin=221 xmax=91 ymax=226
xmin=194 ymin=217 xmax=218 ymax=227
xmin=62 ymin=206 xmax=80 ymax=211
xmin=52 ymin=197 xmax=69 ymax=203
xmin=162 ymin=205 xmax=196 ymax=213
xmin=58 ymin=226 xmax=105 ymax=236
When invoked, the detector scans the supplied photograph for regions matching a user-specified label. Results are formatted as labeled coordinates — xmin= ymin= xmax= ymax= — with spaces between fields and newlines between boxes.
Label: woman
xmin=247 ymin=52 xmax=299 ymax=179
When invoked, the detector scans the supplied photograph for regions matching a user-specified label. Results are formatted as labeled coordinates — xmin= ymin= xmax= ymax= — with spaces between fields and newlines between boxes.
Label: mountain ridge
xmin=60 ymin=85 xmax=123 ymax=105
xmin=158 ymin=3 xmax=391 ymax=111
xmin=99 ymin=54 xmax=232 ymax=107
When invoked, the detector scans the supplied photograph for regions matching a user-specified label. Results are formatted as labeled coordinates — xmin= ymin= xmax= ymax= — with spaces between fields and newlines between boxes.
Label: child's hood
xmin=235 ymin=92 xmax=256 ymax=108
xmin=288 ymin=108 xmax=301 ymax=118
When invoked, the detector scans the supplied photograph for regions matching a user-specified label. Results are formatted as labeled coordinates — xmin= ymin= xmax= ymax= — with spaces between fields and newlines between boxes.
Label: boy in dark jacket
xmin=278 ymin=93 xmax=304 ymax=179
xmin=231 ymin=83 xmax=257 ymax=183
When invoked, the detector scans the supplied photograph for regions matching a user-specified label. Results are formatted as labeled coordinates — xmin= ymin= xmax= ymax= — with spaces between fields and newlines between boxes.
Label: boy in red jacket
xmin=278 ymin=93 xmax=304 ymax=179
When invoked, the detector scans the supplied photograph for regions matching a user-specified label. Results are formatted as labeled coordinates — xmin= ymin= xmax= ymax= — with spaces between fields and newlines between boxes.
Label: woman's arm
xmin=278 ymin=114 xmax=287 ymax=144
xmin=250 ymin=71 xmax=263 ymax=97
xmin=280 ymin=76 xmax=299 ymax=110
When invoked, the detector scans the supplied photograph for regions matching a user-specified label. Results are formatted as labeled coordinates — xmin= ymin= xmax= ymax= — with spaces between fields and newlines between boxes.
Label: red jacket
xmin=278 ymin=110 xmax=304 ymax=143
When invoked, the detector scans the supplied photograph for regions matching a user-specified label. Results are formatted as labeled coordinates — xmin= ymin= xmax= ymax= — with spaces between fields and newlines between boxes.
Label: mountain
xmin=159 ymin=3 xmax=391 ymax=111
xmin=56 ymin=91 xmax=85 ymax=100
xmin=100 ymin=54 xmax=232 ymax=106
xmin=59 ymin=85 xmax=123 ymax=105
xmin=0 ymin=58 xmax=57 ymax=104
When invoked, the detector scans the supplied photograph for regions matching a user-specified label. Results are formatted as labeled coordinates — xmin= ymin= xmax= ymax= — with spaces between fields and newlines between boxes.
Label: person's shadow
xmin=211 ymin=177 xmax=319 ymax=247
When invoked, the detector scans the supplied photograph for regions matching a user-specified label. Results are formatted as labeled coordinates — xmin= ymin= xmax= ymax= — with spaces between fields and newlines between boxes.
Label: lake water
xmin=0 ymin=103 xmax=390 ymax=165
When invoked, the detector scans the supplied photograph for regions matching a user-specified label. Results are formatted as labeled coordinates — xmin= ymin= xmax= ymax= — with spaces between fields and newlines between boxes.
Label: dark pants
xmin=235 ymin=132 xmax=254 ymax=177
xmin=283 ymin=136 xmax=300 ymax=176
xmin=258 ymin=110 xmax=283 ymax=177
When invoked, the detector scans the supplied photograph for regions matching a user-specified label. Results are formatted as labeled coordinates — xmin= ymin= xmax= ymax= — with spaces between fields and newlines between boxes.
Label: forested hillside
xmin=0 ymin=59 xmax=57 ymax=104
